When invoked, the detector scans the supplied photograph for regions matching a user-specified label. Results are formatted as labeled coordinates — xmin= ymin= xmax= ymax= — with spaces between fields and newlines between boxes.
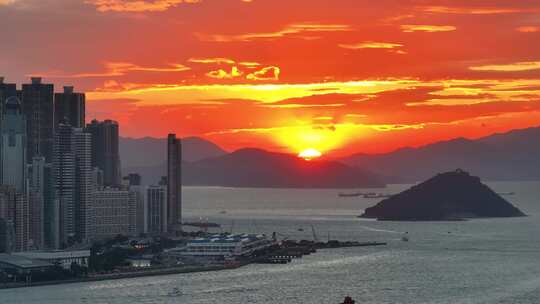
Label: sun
xmin=298 ymin=148 xmax=322 ymax=160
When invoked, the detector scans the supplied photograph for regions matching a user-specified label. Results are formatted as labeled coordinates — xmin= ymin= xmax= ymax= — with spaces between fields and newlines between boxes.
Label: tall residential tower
xmin=167 ymin=134 xmax=182 ymax=233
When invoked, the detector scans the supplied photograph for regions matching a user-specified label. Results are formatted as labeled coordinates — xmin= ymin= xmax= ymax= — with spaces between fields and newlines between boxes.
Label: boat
xmin=338 ymin=192 xmax=363 ymax=197
xmin=401 ymin=232 xmax=409 ymax=242
xmin=363 ymin=193 xmax=392 ymax=199
xmin=167 ymin=288 xmax=183 ymax=297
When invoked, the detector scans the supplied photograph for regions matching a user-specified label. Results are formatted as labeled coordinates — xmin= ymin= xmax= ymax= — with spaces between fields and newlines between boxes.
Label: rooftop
xmin=0 ymin=253 xmax=53 ymax=269
xmin=189 ymin=234 xmax=267 ymax=244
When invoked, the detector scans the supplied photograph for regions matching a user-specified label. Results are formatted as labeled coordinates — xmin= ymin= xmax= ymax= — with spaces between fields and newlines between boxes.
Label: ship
xmin=338 ymin=192 xmax=363 ymax=197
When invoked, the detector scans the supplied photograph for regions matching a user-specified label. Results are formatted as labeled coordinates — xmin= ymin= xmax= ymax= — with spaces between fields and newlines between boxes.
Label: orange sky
xmin=2 ymin=0 xmax=540 ymax=157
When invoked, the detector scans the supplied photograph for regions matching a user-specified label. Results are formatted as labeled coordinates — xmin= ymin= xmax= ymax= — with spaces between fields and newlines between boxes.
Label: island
xmin=359 ymin=169 xmax=526 ymax=221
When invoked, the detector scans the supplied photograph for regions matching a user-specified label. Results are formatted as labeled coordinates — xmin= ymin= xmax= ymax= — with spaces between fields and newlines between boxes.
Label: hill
xmin=342 ymin=126 xmax=540 ymax=182
xmin=182 ymin=148 xmax=385 ymax=188
xmin=120 ymin=136 xmax=227 ymax=167
xmin=360 ymin=170 xmax=526 ymax=221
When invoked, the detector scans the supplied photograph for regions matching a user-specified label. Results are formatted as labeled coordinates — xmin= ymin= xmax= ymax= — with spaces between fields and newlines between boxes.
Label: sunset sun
xmin=298 ymin=148 xmax=322 ymax=160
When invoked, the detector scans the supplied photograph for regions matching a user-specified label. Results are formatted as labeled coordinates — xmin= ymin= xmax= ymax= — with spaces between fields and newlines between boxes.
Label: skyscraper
xmin=0 ymin=77 xmax=17 ymax=115
xmin=54 ymin=122 xmax=76 ymax=246
xmin=21 ymin=77 xmax=54 ymax=163
xmin=0 ymin=186 xmax=28 ymax=252
xmin=54 ymin=122 xmax=95 ymax=246
xmin=27 ymin=157 xmax=46 ymax=249
xmin=73 ymin=128 xmax=94 ymax=243
xmin=146 ymin=185 xmax=167 ymax=234
xmin=1 ymin=97 xmax=27 ymax=192
xmin=167 ymin=134 xmax=182 ymax=233
xmin=28 ymin=156 xmax=58 ymax=250
xmin=54 ymin=86 xmax=85 ymax=129
xmin=86 ymin=119 xmax=121 ymax=187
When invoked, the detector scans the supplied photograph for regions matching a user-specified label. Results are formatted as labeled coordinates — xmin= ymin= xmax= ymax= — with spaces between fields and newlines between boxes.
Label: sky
xmin=1 ymin=0 xmax=540 ymax=157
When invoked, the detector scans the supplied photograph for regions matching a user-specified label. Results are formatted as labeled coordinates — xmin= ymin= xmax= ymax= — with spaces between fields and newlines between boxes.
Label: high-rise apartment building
xmin=54 ymin=86 xmax=85 ymax=129
xmin=0 ymin=77 xmax=17 ymax=115
xmin=73 ymin=129 xmax=94 ymax=243
xmin=93 ymin=189 xmax=136 ymax=240
xmin=0 ymin=186 xmax=28 ymax=252
xmin=1 ymin=97 xmax=27 ymax=192
xmin=21 ymin=77 xmax=54 ymax=163
xmin=86 ymin=119 xmax=121 ymax=187
xmin=146 ymin=185 xmax=167 ymax=234
xmin=54 ymin=123 xmax=76 ymax=246
xmin=167 ymin=134 xmax=182 ymax=233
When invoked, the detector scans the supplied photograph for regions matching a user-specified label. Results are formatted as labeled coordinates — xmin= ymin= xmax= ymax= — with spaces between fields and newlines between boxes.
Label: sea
xmin=2 ymin=182 xmax=540 ymax=304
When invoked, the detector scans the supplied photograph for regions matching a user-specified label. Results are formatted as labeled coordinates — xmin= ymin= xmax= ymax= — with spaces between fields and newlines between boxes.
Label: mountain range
xmin=121 ymin=126 xmax=540 ymax=187
xmin=342 ymin=126 xmax=540 ymax=182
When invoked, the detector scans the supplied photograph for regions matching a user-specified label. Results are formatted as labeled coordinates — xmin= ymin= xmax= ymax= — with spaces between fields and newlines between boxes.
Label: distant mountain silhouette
xmin=342 ymin=126 xmax=540 ymax=182
xmin=120 ymin=137 xmax=226 ymax=166
xmin=121 ymin=136 xmax=227 ymax=185
xmin=360 ymin=170 xmax=526 ymax=221
xmin=182 ymin=148 xmax=385 ymax=188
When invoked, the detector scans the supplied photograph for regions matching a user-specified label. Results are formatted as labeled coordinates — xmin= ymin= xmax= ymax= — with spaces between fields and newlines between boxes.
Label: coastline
xmin=0 ymin=264 xmax=242 ymax=290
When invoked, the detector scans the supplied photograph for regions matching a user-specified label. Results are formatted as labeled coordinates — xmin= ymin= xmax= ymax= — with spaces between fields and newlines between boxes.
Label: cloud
xmin=419 ymin=6 xmax=523 ymax=14
xmin=401 ymin=25 xmax=457 ymax=33
xmin=516 ymin=26 xmax=540 ymax=33
xmin=206 ymin=66 xmax=243 ymax=79
xmin=246 ymin=66 xmax=280 ymax=81
xmin=188 ymin=57 xmax=236 ymax=65
xmin=33 ymin=62 xmax=191 ymax=78
xmin=470 ymin=61 xmax=540 ymax=72
xmin=197 ymin=23 xmax=351 ymax=42
xmin=338 ymin=41 xmax=403 ymax=49
xmin=86 ymin=0 xmax=202 ymax=12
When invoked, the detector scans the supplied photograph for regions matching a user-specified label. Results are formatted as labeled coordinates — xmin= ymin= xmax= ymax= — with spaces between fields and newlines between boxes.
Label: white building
xmin=93 ymin=189 xmax=136 ymax=240
xmin=13 ymin=250 xmax=90 ymax=270
xmin=146 ymin=185 xmax=167 ymax=234
xmin=179 ymin=234 xmax=273 ymax=258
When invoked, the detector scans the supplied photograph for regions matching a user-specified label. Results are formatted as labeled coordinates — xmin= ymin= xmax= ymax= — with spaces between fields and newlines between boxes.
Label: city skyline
xmin=1 ymin=1 xmax=540 ymax=157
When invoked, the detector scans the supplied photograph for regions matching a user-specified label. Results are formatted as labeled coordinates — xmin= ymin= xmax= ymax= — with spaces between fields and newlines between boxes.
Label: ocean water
xmin=2 ymin=182 xmax=540 ymax=304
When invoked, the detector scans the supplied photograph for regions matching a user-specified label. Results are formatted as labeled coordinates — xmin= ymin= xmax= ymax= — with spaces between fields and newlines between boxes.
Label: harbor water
xmin=2 ymin=182 xmax=540 ymax=304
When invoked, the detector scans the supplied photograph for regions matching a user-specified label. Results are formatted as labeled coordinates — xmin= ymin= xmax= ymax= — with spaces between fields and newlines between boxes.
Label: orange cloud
xmin=29 ymin=62 xmax=191 ymax=78
xmin=339 ymin=41 xmax=403 ymax=50
xmin=246 ymin=66 xmax=280 ymax=81
xmin=401 ymin=25 xmax=457 ymax=33
xmin=516 ymin=26 xmax=540 ymax=33
xmin=206 ymin=66 xmax=243 ymax=79
xmin=197 ymin=23 xmax=351 ymax=42
xmin=419 ymin=6 xmax=523 ymax=14
xmin=87 ymin=0 xmax=202 ymax=12
xmin=470 ymin=61 xmax=540 ymax=72
xmin=188 ymin=57 xmax=236 ymax=64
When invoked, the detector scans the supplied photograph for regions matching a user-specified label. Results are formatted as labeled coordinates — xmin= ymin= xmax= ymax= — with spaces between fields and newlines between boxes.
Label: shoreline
xmin=0 ymin=264 xmax=242 ymax=290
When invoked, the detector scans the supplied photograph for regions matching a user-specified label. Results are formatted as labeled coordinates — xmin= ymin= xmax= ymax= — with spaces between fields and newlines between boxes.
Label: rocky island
xmin=360 ymin=169 xmax=526 ymax=221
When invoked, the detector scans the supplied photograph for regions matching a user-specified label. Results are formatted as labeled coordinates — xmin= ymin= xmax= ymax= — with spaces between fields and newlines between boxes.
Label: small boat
xmin=168 ymin=288 xmax=183 ymax=297
xmin=297 ymin=228 xmax=305 ymax=232
xmin=339 ymin=192 xmax=363 ymax=197
xmin=363 ymin=193 xmax=392 ymax=199
xmin=401 ymin=232 xmax=409 ymax=242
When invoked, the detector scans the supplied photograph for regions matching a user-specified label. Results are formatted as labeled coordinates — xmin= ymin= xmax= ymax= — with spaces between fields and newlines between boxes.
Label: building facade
xmin=146 ymin=185 xmax=167 ymax=234
xmin=1 ymin=97 xmax=27 ymax=192
xmin=86 ymin=119 xmax=121 ymax=187
xmin=21 ymin=77 xmax=54 ymax=163
xmin=54 ymin=123 xmax=76 ymax=247
xmin=54 ymin=86 xmax=85 ymax=129
xmin=167 ymin=134 xmax=182 ymax=233
xmin=93 ymin=189 xmax=136 ymax=240
xmin=73 ymin=129 xmax=94 ymax=243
